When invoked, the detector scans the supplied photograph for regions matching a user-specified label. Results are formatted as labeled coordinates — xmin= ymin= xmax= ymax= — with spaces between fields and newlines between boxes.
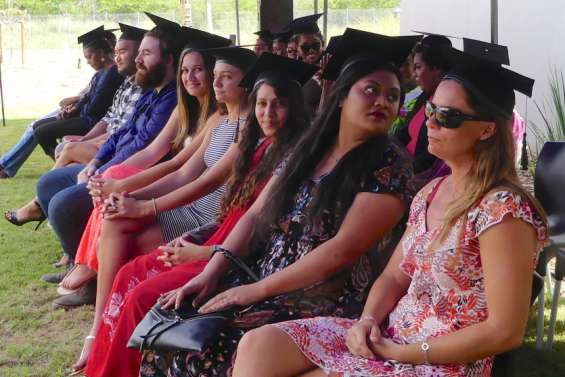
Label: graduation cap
xmin=272 ymin=30 xmax=292 ymax=43
xmin=462 ymin=38 xmax=509 ymax=65
xmin=442 ymin=43 xmax=534 ymax=119
xmin=118 ymin=23 xmax=147 ymax=42
xmin=145 ymin=12 xmax=182 ymax=35
xmin=322 ymin=28 xmax=421 ymax=81
xmin=286 ymin=13 xmax=324 ymax=34
xmin=254 ymin=30 xmax=274 ymax=43
xmin=239 ymin=53 xmax=319 ymax=88
xmin=204 ymin=46 xmax=258 ymax=72
xmin=179 ymin=26 xmax=231 ymax=50
xmin=77 ymin=25 xmax=107 ymax=45
xmin=325 ymin=35 xmax=343 ymax=55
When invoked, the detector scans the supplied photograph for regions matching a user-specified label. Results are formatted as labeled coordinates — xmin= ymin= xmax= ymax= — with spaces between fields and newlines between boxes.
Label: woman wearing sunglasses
xmin=232 ymin=44 xmax=548 ymax=377
xmin=393 ymin=34 xmax=453 ymax=189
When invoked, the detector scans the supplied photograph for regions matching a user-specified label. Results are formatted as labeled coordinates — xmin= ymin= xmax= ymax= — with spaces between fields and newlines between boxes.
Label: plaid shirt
xmin=101 ymin=76 xmax=143 ymax=134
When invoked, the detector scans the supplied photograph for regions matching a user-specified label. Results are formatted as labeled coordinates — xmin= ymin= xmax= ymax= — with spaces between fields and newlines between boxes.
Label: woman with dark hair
xmin=393 ymin=34 xmax=453 ymax=187
xmin=233 ymin=42 xmax=548 ymax=377
xmin=84 ymin=54 xmax=314 ymax=377
xmin=33 ymin=27 xmax=124 ymax=159
xmin=0 ymin=26 xmax=123 ymax=179
xmin=146 ymin=31 xmax=415 ymax=377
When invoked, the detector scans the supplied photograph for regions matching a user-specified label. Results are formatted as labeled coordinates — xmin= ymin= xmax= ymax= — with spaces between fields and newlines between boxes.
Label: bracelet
xmin=210 ymin=244 xmax=231 ymax=259
xmin=359 ymin=315 xmax=378 ymax=324
xmin=151 ymin=198 xmax=158 ymax=217
xmin=421 ymin=339 xmax=430 ymax=364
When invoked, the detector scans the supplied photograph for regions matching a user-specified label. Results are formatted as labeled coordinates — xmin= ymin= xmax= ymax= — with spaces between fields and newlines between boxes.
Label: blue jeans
xmin=36 ymin=164 xmax=93 ymax=261
xmin=0 ymin=111 xmax=58 ymax=177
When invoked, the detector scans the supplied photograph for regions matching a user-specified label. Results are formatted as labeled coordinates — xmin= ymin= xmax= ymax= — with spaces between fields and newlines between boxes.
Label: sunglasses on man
xmin=425 ymin=101 xmax=492 ymax=129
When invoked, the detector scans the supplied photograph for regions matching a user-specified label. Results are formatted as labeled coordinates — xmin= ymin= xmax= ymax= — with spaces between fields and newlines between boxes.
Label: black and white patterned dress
xmin=157 ymin=116 xmax=244 ymax=242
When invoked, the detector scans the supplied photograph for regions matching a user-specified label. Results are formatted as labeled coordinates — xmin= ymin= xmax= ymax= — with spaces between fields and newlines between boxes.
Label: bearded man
xmin=33 ymin=25 xmax=178 ymax=274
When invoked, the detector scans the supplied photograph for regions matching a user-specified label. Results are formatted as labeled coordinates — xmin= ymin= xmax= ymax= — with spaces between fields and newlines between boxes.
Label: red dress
xmin=75 ymin=164 xmax=144 ymax=270
xmin=85 ymin=139 xmax=272 ymax=377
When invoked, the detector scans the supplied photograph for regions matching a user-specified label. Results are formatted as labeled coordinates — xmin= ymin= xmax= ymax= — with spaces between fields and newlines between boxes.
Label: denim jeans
xmin=0 ymin=111 xmax=58 ymax=177
xmin=36 ymin=164 xmax=93 ymax=261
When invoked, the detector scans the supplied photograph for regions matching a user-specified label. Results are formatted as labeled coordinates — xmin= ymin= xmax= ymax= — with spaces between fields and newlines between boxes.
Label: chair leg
xmin=546 ymin=278 xmax=562 ymax=351
xmin=536 ymin=276 xmax=545 ymax=350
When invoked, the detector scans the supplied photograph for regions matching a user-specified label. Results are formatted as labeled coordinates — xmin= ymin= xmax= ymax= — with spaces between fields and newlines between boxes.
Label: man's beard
xmin=135 ymin=61 xmax=167 ymax=89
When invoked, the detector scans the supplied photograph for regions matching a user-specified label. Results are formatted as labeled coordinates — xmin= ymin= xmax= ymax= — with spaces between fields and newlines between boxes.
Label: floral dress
xmin=139 ymin=142 xmax=415 ymax=377
xmin=274 ymin=179 xmax=548 ymax=377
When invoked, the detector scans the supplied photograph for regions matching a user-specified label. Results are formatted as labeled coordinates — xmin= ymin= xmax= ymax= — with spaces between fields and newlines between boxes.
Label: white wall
xmin=400 ymin=0 xmax=565 ymax=151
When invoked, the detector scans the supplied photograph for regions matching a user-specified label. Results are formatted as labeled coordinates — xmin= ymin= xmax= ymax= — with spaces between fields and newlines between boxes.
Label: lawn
xmin=0 ymin=119 xmax=564 ymax=376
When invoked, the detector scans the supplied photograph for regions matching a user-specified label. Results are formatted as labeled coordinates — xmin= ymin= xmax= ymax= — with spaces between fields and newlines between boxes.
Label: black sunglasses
xmin=300 ymin=42 xmax=321 ymax=53
xmin=425 ymin=101 xmax=491 ymax=129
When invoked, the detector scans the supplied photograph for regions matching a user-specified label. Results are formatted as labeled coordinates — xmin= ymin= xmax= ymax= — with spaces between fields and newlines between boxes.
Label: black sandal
xmin=4 ymin=200 xmax=46 ymax=231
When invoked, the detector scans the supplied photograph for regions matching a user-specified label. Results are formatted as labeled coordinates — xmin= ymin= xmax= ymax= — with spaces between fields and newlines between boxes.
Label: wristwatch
xmin=421 ymin=340 xmax=430 ymax=364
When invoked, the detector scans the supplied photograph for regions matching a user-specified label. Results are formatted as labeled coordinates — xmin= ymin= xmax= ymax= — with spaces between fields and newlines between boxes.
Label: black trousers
xmin=33 ymin=116 xmax=92 ymax=158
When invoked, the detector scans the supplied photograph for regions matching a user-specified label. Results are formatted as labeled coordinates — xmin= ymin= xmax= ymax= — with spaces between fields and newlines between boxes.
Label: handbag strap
xmin=211 ymin=246 xmax=259 ymax=282
xmin=140 ymin=309 xmax=181 ymax=352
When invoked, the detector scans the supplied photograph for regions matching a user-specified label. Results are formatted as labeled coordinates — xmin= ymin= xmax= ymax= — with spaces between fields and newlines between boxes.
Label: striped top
xmin=193 ymin=116 xmax=244 ymax=217
xmin=157 ymin=115 xmax=245 ymax=241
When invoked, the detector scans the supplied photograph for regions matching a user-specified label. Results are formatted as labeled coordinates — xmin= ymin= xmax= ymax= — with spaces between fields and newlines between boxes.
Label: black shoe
xmin=52 ymin=280 xmax=96 ymax=310
xmin=4 ymin=200 xmax=46 ymax=230
xmin=41 ymin=270 xmax=70 ymax=284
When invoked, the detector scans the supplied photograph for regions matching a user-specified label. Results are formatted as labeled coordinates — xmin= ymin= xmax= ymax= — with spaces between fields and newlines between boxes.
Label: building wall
xmin=400 ymin=0 xmax=565 ymax=151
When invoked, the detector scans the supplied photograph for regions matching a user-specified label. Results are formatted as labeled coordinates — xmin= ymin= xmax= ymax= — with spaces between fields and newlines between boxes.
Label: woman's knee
xmin=237 ymin=326 xmax=281 ymax=356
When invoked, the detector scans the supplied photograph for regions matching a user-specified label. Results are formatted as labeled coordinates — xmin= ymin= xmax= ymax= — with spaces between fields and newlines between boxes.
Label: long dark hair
xmin=256 ymin=58 xmax=405 ymax=238
xmin=172 ymin=48 xmax=217 ymax=151
xmin=219 ymin=74 xmax=310 ymax=218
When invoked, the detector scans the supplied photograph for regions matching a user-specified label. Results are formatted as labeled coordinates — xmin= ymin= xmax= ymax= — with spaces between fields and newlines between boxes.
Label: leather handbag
xmin=127 ymin=247 xmax=259 ymax=352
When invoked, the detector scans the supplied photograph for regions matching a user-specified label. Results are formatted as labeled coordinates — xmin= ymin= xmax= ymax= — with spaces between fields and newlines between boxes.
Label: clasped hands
xmin=345 ymin=317 xmax=402 ymax=361
xmin=97 ymin=191 xmax=152 ymax=219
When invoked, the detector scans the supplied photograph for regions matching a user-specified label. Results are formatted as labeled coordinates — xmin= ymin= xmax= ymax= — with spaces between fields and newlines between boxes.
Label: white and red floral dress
xmin=274 ymin=178 xmax=547 ymax=377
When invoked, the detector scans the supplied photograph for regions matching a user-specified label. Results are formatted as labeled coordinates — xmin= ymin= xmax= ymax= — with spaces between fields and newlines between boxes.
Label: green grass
xmin=0 ymin=119 xmax=564 ymax=376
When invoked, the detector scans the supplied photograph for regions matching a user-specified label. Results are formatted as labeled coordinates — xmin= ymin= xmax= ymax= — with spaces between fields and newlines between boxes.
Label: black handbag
xmin=127 ymin=247 xmax=259 ymax=352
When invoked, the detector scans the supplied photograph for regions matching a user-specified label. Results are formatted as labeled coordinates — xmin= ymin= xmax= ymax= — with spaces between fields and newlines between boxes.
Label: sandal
xmin=4 ymin=200 xmax=46 ymax=230
xmin=57 ymin=265 xmax=96 ymax=296
xmin=53 ymin=253 xmax=71 ymax=268
xmin=68 ymin=335 xmax=95 ymax=376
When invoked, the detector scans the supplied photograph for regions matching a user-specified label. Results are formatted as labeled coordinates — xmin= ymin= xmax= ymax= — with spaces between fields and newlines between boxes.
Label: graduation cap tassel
xmin=520 ymin=101 xmax=529 ymax=171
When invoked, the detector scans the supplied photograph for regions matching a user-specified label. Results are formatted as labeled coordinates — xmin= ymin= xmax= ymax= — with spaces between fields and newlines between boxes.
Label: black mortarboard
xmin=239 ymin=53 xmax=319 ymax=88
xmin=179 ymin=26 xmax=231 ymax=50
xmin=325 ymin=35 xmax=343 ymax=55
xmin=254 ymin=30 xmax=274 ymax=42
xmin=286 ymin=13 xmax=323 ymax=34
xmin=118 ymin=23 xmax=147 ymax=42
xmin=77 ymin=26 xmax=107 ymax=45
xmin=145 ymin=12 xmax=182 ymax=36
xmin=322 ymin=28 xmax=421 ymax=81
xmin=442 ymin=43 xmax=534 ymax=119
xmin=272 ymin=30 xmax=291 ymax=43
xmin=462 ymin=38 xmax=509 ymax=65
xmin=204 ymin=46 xmax=258 ymax=72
